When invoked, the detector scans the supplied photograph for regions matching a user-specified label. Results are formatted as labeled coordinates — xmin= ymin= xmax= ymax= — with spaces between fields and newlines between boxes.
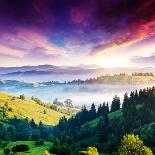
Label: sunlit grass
xmin=0 ymin=92 xmax=68 ymax=125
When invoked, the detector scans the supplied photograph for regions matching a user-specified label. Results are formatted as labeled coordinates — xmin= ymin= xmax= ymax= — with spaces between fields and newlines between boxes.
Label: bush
xmin=11 ymin=144 xmax=29 ymax=152
xmin=80 ymin=142 xmax=89 ymax=148
xmin=31 ymin=129 xmax=40 ymax=141
xmin=1 ymin=142 xmax=8 ymax=148
xmin=87 ymin=147 xmax=99 ymax=155
xmin=3 ymin=147 xmax=10 ymax=155
xmin=8 ymin=107 xmax=13 ymax=112
xmin=79 ymin=151 xmax=88 ymax=155
xmin=35 ymin=139 xmax=44 ymax=146
xmin=119 ymin=134 xmax=153 ymax=155
xmin=49 ymin=144 xmax=71 ymax=155
xmin=43 ymin=150 xmax=50 ymax=155
xmin=19 ymin=94 xmax=25 ymax=100
xmin=79 ymin=147 xmax=99 ymax=155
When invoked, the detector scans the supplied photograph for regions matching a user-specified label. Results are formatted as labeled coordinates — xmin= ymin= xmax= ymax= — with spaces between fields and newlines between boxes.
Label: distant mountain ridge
xmin=0 ymin=64 xmax=155 ymax=82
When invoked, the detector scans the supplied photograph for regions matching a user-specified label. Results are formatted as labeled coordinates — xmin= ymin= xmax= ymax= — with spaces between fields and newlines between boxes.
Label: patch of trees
xmin=55 ymin=102 xmax=110 ymax=139
xmin=64 ymin=99 xmax=73 ymax=108
xmin=53 ymin=98 xmax=63 ymax=106
xmin=132 ymin=72 xmax=154 ymax=76
xmin=19 ymin=94 xmax=25 ymax=100
xmin=66 ymin=72 xmax=154 ymax=84
xmin=49 ymin=143 xmax=71 ymax=155
xmin=53 ymin=98 xmax=73 ymax=108
xmin=31 ymin=96 xmax=45 ymax=106
xmin=31 ymin=96 xmax=75 ymax=115
xmin=0 ymin=117 xmax=53 ymax=141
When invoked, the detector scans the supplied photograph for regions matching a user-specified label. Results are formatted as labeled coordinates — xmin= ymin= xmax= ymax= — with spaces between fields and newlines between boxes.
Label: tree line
xmin=0 ymin=117 xmax=53 ymax=141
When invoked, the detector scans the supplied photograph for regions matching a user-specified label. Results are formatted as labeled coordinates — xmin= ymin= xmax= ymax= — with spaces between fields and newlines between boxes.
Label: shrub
xmin=11 ymin=144 xmax=29 ymax=152
xmin=11 ymin=96 xmax=16 ymax=101
xmin=80 ymin=142 xmax=89 ymax=148
xmin=79 ymin=147 xmax=99 ymax=155
xmin=1 ymin=142 xmax=8 ymax=148
xmin=79 ymin=151 xmax=88 ymax=155
xmin=35 ymin=139 xmax=44 ymax=146
xmin=19 ymin=94 xmax=25 ymax=100
xmin=49 ymin=144 xmax=71 ymax=155
xmin=8 ymin=107 xmax=13 ymax=112
xmin=3 ymin=147 xmax=10 ymax=155
xmin=87 ymin=147 xmax=99 ymax=155
xmin=118 ymin=134 xmax=153 ymax=155
xmin=31 ymin=129 xmax=40 ymax=141
xmin=43 ymin=150 xmax=50 ymax=155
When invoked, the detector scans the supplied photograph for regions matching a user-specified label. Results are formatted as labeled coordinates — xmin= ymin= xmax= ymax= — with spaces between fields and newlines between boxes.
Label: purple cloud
xmin=132 ymin=54 xmax=155 ymax=64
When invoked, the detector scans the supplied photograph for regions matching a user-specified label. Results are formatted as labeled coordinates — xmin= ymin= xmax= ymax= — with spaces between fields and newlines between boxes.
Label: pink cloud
xmin=0 ymin=29 xmax=66 ymax=59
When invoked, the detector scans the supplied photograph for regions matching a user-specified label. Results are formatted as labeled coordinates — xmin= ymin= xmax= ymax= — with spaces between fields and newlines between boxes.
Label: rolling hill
xmin=0 ymin=92 xmax=76 ymax=125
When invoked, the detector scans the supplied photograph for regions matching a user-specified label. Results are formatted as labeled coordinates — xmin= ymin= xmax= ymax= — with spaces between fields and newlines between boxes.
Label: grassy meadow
xmin=0 ymin=92 xmax=69 ymax=125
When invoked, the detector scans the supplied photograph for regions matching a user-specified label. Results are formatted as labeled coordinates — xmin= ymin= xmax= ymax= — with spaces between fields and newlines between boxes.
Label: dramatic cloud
xmin=0 ymin=0 xmax=155 ymax=66
xmin=0 ymin=29 xmax=65 ymax=59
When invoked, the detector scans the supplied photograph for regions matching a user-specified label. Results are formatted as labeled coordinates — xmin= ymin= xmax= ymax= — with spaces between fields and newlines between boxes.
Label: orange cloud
xmin=92 ymin=18 xmax=155 ymax=57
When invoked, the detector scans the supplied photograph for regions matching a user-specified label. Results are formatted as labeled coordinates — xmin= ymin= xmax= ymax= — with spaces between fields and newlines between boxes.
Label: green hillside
xmin=82 ymin=109 xmax=122 ymax=129
xmin=0 ymin=92 xmax=75 ymax=125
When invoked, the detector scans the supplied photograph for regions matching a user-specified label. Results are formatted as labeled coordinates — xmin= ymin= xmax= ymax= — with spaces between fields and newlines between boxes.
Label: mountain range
xmin=0 ymin=64 xmax=155 ymax=82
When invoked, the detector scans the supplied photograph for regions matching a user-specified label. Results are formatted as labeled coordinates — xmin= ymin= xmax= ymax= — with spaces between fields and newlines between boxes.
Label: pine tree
xmin=89 ymin=103 xmax=96 ymax=120
xmin=111 ymin=95 xmax=120 ymax=112
xmin=97 ymin=113 xmax=109 ymax=143
xmin=30 ymin=119 xmax=38 ymax=129
xmin=122 ymin=93 xmax=129 ymax=118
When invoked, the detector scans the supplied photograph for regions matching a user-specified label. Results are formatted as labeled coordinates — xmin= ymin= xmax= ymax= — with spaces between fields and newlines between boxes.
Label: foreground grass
xmin=0 ymin=92 xmax=68 ymax=125
xmin=0 ymin=141 xmax=53 ymax=155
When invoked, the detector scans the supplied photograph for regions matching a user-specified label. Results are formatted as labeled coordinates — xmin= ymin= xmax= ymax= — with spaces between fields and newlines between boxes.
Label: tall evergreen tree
xmin=97 ymin=113 xmax=109 ymax=143
xmin=111 ymin=95 xmax=120 ymax=112
xmin=122 ymin=93 xmax=129 ymax=118
xmin=106 ymin=103 xmax=109 ymax=114
xmin=89 ymin=103 xmax=96 ymax=120
xmin=30 ymin=119 xmax=38 ymax=129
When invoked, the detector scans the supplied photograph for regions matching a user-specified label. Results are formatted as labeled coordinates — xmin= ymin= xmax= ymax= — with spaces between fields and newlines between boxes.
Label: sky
xmin=0 ymin=0 xmax=155 ymax=67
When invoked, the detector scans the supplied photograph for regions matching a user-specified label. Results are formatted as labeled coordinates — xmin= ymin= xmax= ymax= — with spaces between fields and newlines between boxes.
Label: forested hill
xmin=67 ymin=73 xmax=155 ymax=84
xmin=54 ymin=86 xmax=155 ymax=154
xmin=0 ymin=74 xmax=155 ymax=89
